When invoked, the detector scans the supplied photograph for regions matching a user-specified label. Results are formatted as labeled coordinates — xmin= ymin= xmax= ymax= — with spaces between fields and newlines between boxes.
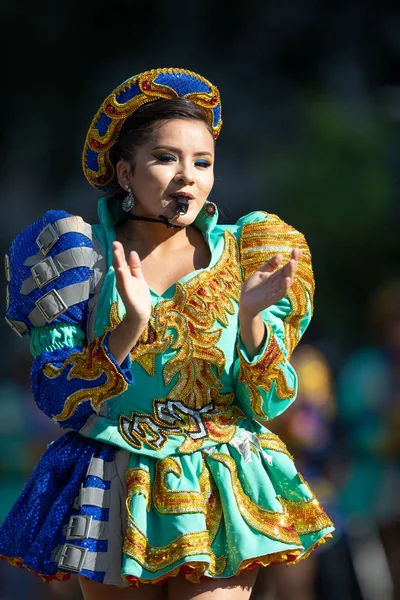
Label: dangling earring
xmin=122 ymin=186 xmax=135 ymax=212
xmin=204 ymin=201 xmax=217 ymax=217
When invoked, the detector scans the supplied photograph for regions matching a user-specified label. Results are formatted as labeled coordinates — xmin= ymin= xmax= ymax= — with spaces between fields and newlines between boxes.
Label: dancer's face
xmin=117 ymin=118 xmax=215 ymax=226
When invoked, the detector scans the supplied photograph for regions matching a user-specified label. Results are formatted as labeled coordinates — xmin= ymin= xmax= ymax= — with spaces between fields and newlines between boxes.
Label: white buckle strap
xmin=66 ymin=515 xmax=92 ymax=540
xmin=86 ymin=456 xmax=117 ymax=480
xmin=31 ymin=256 xmax=60 ymax=289
xmin=24 ymin=217 xmax=93 ymax=266
xmin=4 ymin=316 xmax=28 ymax=337
xmin=36 ymin=224 xmax=59 ymax=256
xmin=4 ymin=254 xmax=10 ymax=282
xmin=55 ymin=544 xmax=111 ymax=573
xmin=63 ymin=515 xmax=108 ymax=540
xmin=80 ymin=487 xmax=110 ymax=508
xmin=35 ymin=289 xmax=68 ymax=323
xmin=73 ymin=485 xmax=111 ymax=510
xmin=53 ymin=216 xmax=92 ymax=240
xmin=57 ymin=544 xmax=88 ymax=572
xmin=28 ymin=280 xmax=91 ymax=326
xmin=21 ymin=247 xmax=95 ymax=295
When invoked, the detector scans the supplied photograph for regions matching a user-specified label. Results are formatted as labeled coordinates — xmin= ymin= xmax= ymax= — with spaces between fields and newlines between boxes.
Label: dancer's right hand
xmin=112 ymin=241 xmax=152 ymax=328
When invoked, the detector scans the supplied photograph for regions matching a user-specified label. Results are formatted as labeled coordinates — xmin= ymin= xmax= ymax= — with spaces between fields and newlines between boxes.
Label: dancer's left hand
xmin=239 ymin=249 xmax=301 ymax=317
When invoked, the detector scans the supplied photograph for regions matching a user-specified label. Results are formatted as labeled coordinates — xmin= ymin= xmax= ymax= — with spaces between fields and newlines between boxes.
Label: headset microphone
xmin=168 ymin=196 xmax=189 ymax=225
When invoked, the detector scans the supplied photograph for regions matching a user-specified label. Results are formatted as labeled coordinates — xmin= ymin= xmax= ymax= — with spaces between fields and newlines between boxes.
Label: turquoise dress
xmin=0 ymin=199 xmax=333 ymax=586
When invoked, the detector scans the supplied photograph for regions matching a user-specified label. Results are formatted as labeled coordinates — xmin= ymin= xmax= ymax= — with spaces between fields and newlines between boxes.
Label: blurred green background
xmin=1 ymin=1 xmax=400 ymax=599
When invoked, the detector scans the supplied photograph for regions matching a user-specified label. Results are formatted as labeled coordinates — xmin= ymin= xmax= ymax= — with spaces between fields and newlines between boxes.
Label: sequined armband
xmin=237 ymin=322 xmax=296 ymax=420
xmin=42 ymin=331 xmax=133 ymax=423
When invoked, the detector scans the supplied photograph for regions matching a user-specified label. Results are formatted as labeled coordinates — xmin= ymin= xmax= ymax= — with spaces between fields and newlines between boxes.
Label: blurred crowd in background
xmin=1 ymin=0 xmax=400 ymax=598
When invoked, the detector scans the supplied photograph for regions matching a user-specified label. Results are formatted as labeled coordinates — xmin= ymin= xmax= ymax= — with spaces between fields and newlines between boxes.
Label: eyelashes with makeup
xmin=154 ymin=153 xmax=212 ymax=168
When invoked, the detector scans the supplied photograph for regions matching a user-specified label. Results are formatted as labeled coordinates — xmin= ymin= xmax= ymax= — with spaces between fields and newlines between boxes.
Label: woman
xmin=0 ymin=68 xmax=334 ymax=600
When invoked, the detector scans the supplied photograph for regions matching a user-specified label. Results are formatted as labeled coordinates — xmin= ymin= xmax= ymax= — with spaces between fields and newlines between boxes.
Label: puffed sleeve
xmin=5 ymin=209 xmax=133 ymax=433
xmin=30 ymin=324 xmax=133 ymax=431
xmin=232 ymin=211 xmax=315 ymax=422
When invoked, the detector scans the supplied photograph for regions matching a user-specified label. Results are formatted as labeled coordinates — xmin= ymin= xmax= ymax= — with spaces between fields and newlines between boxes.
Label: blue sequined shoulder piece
xmin=5 ymin=210 xmax=95 ymax=336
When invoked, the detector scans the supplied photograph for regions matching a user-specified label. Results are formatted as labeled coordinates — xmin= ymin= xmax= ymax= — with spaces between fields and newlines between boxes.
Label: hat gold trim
xmin=82 ymin=68 xmax=222 ymax=195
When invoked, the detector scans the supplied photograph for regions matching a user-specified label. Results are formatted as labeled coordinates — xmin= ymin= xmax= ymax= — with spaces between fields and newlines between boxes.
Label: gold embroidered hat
xmin=82 ymin=68 xmax=222 ymax=195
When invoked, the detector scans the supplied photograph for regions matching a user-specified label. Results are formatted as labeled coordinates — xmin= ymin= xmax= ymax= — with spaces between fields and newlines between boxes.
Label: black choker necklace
xmin=127 ymin=214 xmax=184 ymax=229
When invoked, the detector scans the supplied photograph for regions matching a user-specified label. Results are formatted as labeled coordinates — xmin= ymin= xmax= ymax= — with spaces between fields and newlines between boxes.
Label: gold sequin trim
xmin=158 ymin=231 xmax=241 ymax=404
xmin=240 ymin=214 xmax=314 ymax=357
xmin=257 ymin=432 xmax=294 ymax=460
xmin=209 ymin=453 xmax=301 ymax=545
xmin=109 ymin=300 xmax=122 ymax=330
xmin=238 ymin=323 xmax=295 ymax=420
xmin=121 ymin=531 xmax=333 ymax=586
xmin=109 ymin=300 xmax=171 ymax=377
xmin=123 ymin=519 xmax=226 ymax=576
xmin=126 ymin=468 xmax=151 ymax=513
xmin=199 ymin=459 xmax=223 ymax=543
xmin=238 ymin=549 xmax=301 ymax=571
xmin=210 ymin=453 xmax=333 ymax=543
xmin=278 ymin=495 xmax=334 ymax=535
xmin=153 ymin=457 xmax=205 ymax=514
xmin=118 ymin=231 xmax=246 ymax=452
xmin=43 ymin=333 xmax=128 ymax=421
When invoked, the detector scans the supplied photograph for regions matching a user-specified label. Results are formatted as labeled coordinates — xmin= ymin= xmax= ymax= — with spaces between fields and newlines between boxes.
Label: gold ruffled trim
xmin=237 ymin=531 xmax=334 ymax=573
xmin=237 ymin=549 xmax=301 ymax=571
xmin=121 ymin=532 xmax=333 ymax=587
xmin=0 ymin=533 xmax=333 ymax=588
xmin=122 ymin=562 xmax=209 ymax=586
xmin=123 ymin=519 xmax=226 ymax=577
xmin=294 ymin=532 xmax=334 ymax=563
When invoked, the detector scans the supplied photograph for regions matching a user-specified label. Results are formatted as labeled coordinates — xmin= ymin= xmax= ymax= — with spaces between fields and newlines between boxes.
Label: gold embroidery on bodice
xmin=238 ymin=322 xmax=295 ymax=419
xmin=111 ymin=231 xmax=246 ymax=452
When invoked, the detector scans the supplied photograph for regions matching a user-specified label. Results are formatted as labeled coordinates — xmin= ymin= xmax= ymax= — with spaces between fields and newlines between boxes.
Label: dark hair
xmin=113 ymin=97 xmax=213 ymax=165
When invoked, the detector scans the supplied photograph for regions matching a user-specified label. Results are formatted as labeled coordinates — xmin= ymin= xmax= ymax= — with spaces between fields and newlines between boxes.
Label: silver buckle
xmin=57 ymin=544 xmax=88 ymax=572
xmin=4 ymin=254 xmax=10 ymax=282
xmin=66 ymin=515 xmax=92 ymax=540
xmin=31 ymin=257 xmax=60 ymax=289
xmin=4 ymin=316 xmax=27 ymax=337
xmin=35 ymin=289 xmax=68 ymax=323
xmin=36 ymin=224 xmax=59 ymax=256
xmin=6 ymin=286 xmax=9 ymax=311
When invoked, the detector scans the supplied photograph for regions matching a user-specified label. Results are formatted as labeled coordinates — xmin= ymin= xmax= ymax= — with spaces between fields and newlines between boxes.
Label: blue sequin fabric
xmin=1 ymin=212 xmax=135 ymax=581
xmin=0 ymin=432 xmax=115 ymax=581
xmin=30 ymin=330 xmax=133 ymax=432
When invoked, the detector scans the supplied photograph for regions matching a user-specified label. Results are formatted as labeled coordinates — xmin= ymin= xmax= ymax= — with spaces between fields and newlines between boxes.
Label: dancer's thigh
xmin=167 ymin=567 xmax=259 ymax=600
xmin=79 ymin=575 xmax=167 ymax=600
